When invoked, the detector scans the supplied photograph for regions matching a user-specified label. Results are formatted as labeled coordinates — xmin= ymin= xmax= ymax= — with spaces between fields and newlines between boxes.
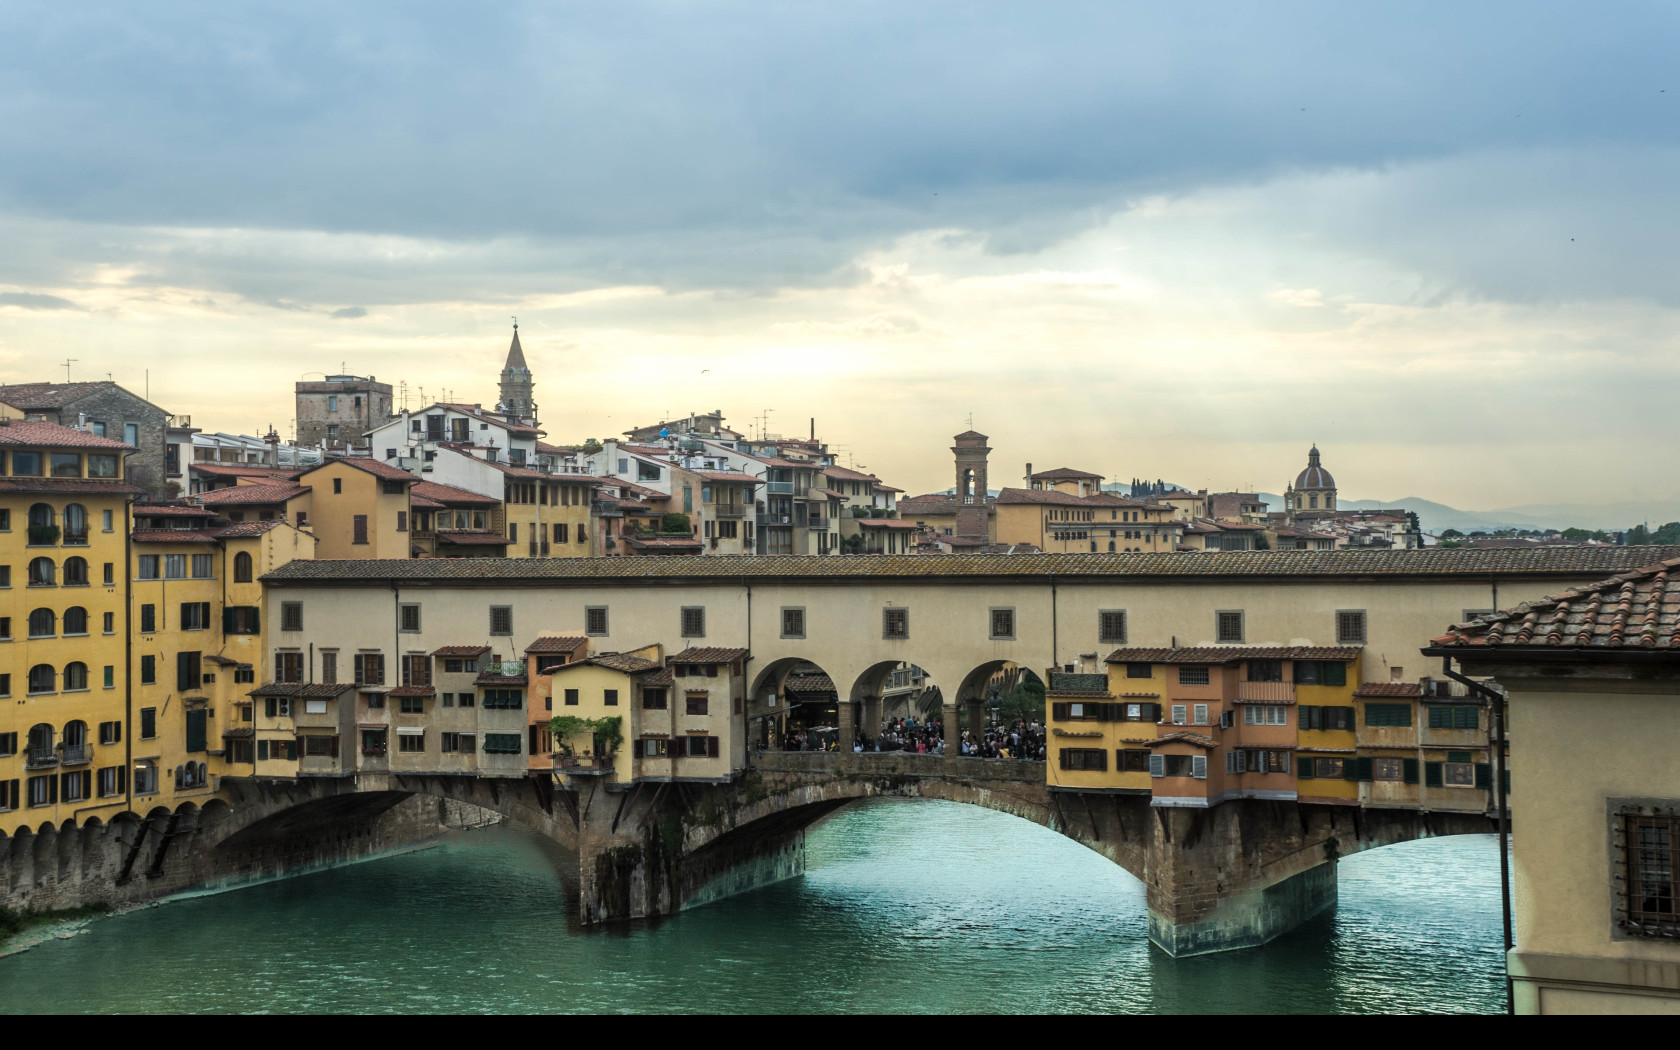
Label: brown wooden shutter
xmin=353 ymin=515 xmax=368 ymax=544
xmin=707 ymin=737 xmax=719 ymax=758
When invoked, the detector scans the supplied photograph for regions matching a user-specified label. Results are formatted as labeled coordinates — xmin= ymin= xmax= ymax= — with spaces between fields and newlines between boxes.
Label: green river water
xmin=0 ymin=800 xmax=1506 ymax=1013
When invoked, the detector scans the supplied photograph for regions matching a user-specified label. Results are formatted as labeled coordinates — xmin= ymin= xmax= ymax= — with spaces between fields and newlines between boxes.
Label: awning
xmin=395 ymin=727 xmax=425 ymax=736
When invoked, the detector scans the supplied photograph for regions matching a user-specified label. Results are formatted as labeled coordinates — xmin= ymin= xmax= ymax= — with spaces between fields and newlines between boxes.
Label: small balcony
xmin=806 ymin=516 xmax=828 ymax=531
xmin=765 ymin=481 xmax=794 ymax=495
xmin=714 ymin=505 xmax=745 ymax=518
xmin=757 ymin=512 xmax=791 ymax=526
xmin=554 ymin=755 xmax=614 ymax=775
xmin=25 ymin=748 xmax=60 ymax=770
xmin=60 ymin=743 xmax=93 ymax=766
xmin=61 ymin=530 xmax=89 ymax=547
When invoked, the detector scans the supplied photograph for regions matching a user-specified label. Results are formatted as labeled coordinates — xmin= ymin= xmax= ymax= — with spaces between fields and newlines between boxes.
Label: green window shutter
xmin=1502 ymin=769 xmax=1511 ymax=794
xmin=1427 ymin=706 xmax=1445 ymax=729
xmin=185 ymin=710 xmax=207 ymax=753
xmin=1356 ymin=757 xmax=1373 ymax=781
xmin=257 ymin=740 xmax=269 ymax=761
xmin=1475 ymin=763 xmax=1492 ymax=789
xmin=1403 ymin=758 xmax=1419 ymax=784
xmin=1457 ymin=706 xmax=1478 ymax=730
xmin=1324 ymin=662 xmax=1346 ymax=687
xmin=1343 ymin=758 xmax=1359 ymax=780
xmin=1424 ymin=761 xmax=1443 ymax=787
xmin=222 ymin=607 xmax=234 ymax=634
xmin=1298 ymin=756 xmax=1315 ymax=779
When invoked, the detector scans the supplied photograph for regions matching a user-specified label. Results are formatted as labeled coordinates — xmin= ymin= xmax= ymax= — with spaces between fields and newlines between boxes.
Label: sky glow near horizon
xmin=1 ymin=2 xmax=1677 ymax=508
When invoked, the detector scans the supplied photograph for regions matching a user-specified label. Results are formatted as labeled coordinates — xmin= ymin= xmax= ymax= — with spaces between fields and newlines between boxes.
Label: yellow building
xmin=409 ymin=481 xmax=509 ymax=558
xmin=1 ymin=420 xmax=136 ymax=836
xmin=476 ymin=457 xmax=597 ymax=559
xmin=1425 ymin=558 xmax=1680 ymax=1013
xmin=994 ymin=486 xmax=1182 ymax=554
xmin=1045 ymin=668 xmax=1160 ymax=793
xmin=297 ymin=459 xmax=415 ymax=559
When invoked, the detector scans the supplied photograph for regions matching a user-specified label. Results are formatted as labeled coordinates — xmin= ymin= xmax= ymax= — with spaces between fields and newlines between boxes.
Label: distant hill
xmin=1104 ymin=482 xmax=1679 ymax=535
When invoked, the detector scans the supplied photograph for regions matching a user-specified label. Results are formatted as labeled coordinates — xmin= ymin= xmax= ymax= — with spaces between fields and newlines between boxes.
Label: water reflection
xmin=0 ymin=799 xmax=1504 ymax=1014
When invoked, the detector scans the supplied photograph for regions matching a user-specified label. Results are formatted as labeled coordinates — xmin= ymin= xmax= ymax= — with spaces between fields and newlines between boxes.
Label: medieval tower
xmin=498 ymin=322 xmax=537 ymax=426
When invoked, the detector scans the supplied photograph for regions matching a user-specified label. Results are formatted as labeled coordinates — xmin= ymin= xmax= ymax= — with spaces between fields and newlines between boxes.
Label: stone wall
xmin=36 ymin=384 xmax=171 ymax=495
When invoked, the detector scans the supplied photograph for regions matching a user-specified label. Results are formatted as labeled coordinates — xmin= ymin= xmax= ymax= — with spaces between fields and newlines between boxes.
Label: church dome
xmin=1294 ymin=445 xmax=1335 ymax=490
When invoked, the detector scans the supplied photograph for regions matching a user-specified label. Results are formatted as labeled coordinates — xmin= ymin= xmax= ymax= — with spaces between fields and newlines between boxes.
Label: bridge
xmin=15 ymin=546 xmax=1666 ymax=955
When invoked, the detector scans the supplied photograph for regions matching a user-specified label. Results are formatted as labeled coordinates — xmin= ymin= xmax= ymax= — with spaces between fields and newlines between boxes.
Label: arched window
xmin=62 ymin=720 xmax=87 ymax=747
xmin=1090 ymin=541 xmax=1098 ymax=553
xmin=62 ymin=504 xmax=88 ymax=545
xmin=27 ymin=665 xmax=55 ymax=694
xmin=63 ymin=607 xmax=88 ymax=635
xmin=63 ymin=663 xmax=88 ymax=690
xmin=27 ymin=608 xmax=55 ymax=638
xmin=27 ymin=557 xmax=55 ymax=586
xmin=234 ymin=551 xmax=253 ymax=583
xmin=1107 ymin=541 xmax=1115 ymax=552
xmin=27 ymin=722 xmax=54 ymax=755
xmin=27 ymin=503 xmax=54 ymax=543
xmin=63 ymin=557 xmax=89 ymax=586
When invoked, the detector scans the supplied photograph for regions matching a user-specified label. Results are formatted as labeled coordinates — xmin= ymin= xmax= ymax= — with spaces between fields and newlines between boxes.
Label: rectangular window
xmin=140 ymin=655 xmax=156 ymax=685
xmin=352 ymin=514 xmax=368 ymax=544
xmin=585 ymin=606 xmax=608 ymax=636
xmin=103 ymin=562 xmax=114 ymax=586
xmin=883 ymin=607 xmax=909 ymax=640
xmin=236 ymin=664 xmax=254 ymax=684
xmin=1058 ymin=748 xmax=1107 ymax=771
xmin=603 ymin=689 xmax=618 ymax=707
xmin=642 ymin=688 xmax=667 ymax=710
xmin=274 ymin=651 xmax=303 ymax=683
xmin=489 ymin=606 xmax=513 ymax=636
xmin=191 ymin=554 xmax=214 ymax=578
xmin=1365 ymin=703 xmax=1413 ymax=727
xmin=458 ymin=692 xmax=474 ymax=707
xmin=400 ymin=697 xmax=425 ymax=714
xmin=1336 ymin=610 xmax=1367 ymax=645
xmin=98 ymin=721 xmax=121 ymax=745
xmin=1373 ymin=758 xmax=1405 ymax=781
xmin=180 ymin=601 xmax=209 ymax=631
xmin=1178 ymin=666 xmax=1210 ymax=686
xmin=1192 ymin=703 xmax=1209 ymax=725
xmin=1427 ymin=705 xmax=1479 ymax=730
xmin=686 ymin=693 xmax=709 ymax=716
xmin=1170 ymin=704 xmax=1187 ymax=725
xmin=140 ymin=708 xmax=157 ymax=739
xmin=12 ymin=451 xmax=41 ymax=476
xmin=164 ymin=554 xmax=186 ymax=579
xmin=1099 ymin=610 xmax=1127 ymax=644
xmin=1314 ymin=757 xmax=1346 ymax=779
xmin=563 ymin=688 xmax=579 ymax=706
xmin=680 ymin=606 xmax=705 ymax=638
xmin=1117 ymin=749 xmax=1150 ymax=772
xmin=50 ymin=452 xmax=81 ymax=477
xmin=103 ymin=665 xmax=113 ymax=689
xmin=1616 ymin=808 xmax=1679 ymax=938
xmin=989 ymin=607 xmax=1015 ymax=640
xmin=1247 ymin=659 xmax=1283 ymax=683
xmin=1216 ymin=610 xmax=1244 ymax=643
xmin=176 ymin=651 xmax=201 ymax=691
xmin=137 ymin=555 xmax=159 ymax=580
xmin=400 ymin=604 xmax=421 ymax=632
xmin=781 ymin=607 xmax=805 ymax=639
xmin=354 ymin=653 xmax=386 ymax=686
xmin=281 ymin=602 xmax=303 ymax=632
xmin=482 ymin=733 xmax=522 ymax=755
xmin=88 ymin=455 xmax=118 ymax=479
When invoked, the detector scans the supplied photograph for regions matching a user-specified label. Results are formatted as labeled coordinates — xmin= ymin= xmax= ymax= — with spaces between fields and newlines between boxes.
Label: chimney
xmin=810 ymin=417 xmax=815 ymax=441
xmin=1025 ymin=463 xmax=1033 ymax=488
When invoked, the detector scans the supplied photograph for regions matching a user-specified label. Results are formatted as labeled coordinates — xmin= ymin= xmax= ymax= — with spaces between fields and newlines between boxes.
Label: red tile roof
xmin=195 ymin=483 xmax=309 ymax=506
xmin=821 ymin=464 xmax=880 ymax=483
xmin=1429 ymin=556 xmax=1680 ymax=652
xmin=1104 ymin=646 xmax=1362 ymax=663
xmin=387 ymin=685 xmax=435 ymax=698
xmin=431 ymin=645 xmax=491 ymax=657
xmin=1352 ymin=682 xmax=1423 ymax=697
xmin=133 ymin=503 xmax=215 ymax=518
xmin=0 ymin=418 xmax=136 ymax=451
xmin=411 ymin=481 xmax=500 ymax=507
xmin=0 ymin=381 xmax=153 ymax=412
xmin=691 ymin=470 xmax=760 ymax=484
xmin=1146 ymin=731 xmax=1220 ymax=749
xmin=1030 ymin=467 xmax=1104 ymax=480
xmin=526 ymin=635 xmax=589 ymax=654
xmin=994 ymin=487 xmax=1167 ymax=510
xmin=671 ymin=647 xmax=749 ymax=664
xmin=317 ymin=457 xmax=414 ymax=483
xmin=859 ymin=519 xmax=920 ymax=529
xmin=132 ymin=528 xmax=220 ymax=544
xmin=782 ymin=673 xmax=834 ymax=692
xmin=216 ymin=519 xmax=292 ymax=538
xmin=551 ymin=653 xmax=661 ymax=675
xmin=189 ymin=463 xmax=277 ymax=478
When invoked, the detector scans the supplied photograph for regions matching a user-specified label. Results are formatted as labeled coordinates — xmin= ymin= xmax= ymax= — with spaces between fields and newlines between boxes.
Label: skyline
xmin=3 ymin=2 xmax=1678 ymax=506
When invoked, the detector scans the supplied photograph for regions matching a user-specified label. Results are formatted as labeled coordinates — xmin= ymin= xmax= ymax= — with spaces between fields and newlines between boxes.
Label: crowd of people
xmin=772 ymin=714 xmax=1045 ymax=760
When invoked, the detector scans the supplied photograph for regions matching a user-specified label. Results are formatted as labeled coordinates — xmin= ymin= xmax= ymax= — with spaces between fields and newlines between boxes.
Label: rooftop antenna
xmin=63 ymin=358 xmax=77 ymax=382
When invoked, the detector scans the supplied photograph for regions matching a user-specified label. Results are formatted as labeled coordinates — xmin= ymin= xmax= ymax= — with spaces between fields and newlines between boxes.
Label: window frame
xmin=680 ymin=606 xmax=705 ymax=639
xmin=988 ymin=606 xmax=1016 ymax=641
xmin=882 ymin=607 xmax=909 ymax=641
xmin=1216 ymin=609 xmax=1245 ymax=644
xmin=1336 ymin=609 xmax=1368 ymax=645
xmin=1098 ymin=609 xmax=1127 ymax=645
xmin=780 ymin=606 xmax=806 ymax=640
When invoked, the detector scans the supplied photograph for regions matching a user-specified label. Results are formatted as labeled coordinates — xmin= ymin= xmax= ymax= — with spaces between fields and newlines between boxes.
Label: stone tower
xmin=951 ymin=429 xmax=991 ymax=541
xmin=498 ymin=323 xmax=536 ymax=426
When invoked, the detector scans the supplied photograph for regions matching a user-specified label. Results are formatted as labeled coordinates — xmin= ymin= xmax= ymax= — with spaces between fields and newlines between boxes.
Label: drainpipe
xmin=1049 ymin=573 xmax=1058 ymax=670
xmin=743 ymin=579 xmax=752 ymax=767
xmin=123 ymin=497 xmax=134 ymax=812
xmin=1438 ymin=654 xmax=1513 ymax=1017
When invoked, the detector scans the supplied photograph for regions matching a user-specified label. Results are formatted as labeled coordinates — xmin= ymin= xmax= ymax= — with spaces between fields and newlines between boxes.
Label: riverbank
xmin=0 ymin=904 xmax=112 ymax=959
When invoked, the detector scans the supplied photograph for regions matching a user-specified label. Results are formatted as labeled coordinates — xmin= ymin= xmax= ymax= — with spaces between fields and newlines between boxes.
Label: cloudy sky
xmin=1 ymin=2 xmax=1676 ymax=507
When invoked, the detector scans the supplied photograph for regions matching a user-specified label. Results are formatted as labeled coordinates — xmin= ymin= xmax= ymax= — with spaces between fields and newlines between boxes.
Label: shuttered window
xmin=354 ymin=653 xmax=385 ymax=685
xmin=1099 ymin=610 xmax=1127 ymax=644
xmin=352 ymin=515 xmax=369 ymax=545
xmin=176 ymin=651 xmax=201 ymax=692
xmin=1126 ymin=662 xmax=1151 ymax=679
xmin=1148 ymin=754 xmax=1165 ymax=778
xmin=1428 ymin=705 xmax=1478 ymax=729
xmin=185 ymin=709 xmax=207 ymax=753
xmin=1058 ymin=748 xmax=1107 ymax=771
xmin=482 ymin=734 xmax=522 ymax=754
xmin=1364 ymin=702 xmax=1412 ymax=727
xmin=1191 ymin=755 xmax=1207 ymax=780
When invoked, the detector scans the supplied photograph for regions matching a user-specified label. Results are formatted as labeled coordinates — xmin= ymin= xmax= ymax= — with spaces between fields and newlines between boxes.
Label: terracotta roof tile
xmin=1352 ymin=682 xmax=1423 ymax=697
xmin=782 ymin=673 xmax=835 ymax=692
xmin=1429 ymin=556 xmax=1680 ymax=653
xmin=525 ymin=635 xmax=589 ymax=654
xmin=1146 ymin=731 xmax=1220 ymax=749
xmin=216 ymin=519 xmax=292 ymax=538
xmin=195 ymin=483 xmax=308 ymax=506
xmin=131 ymin=528 xmax=220 ymax=544
xmin=1029 ymin=467 xmax=1105 ymax=480
xmin=411 ymin=481 xmax=500 ymax=507
xmin=0 ymin=418 xmax=137 ymax=451
xmin=387 ymin=685 xmax=435 ymax=698
xmin=248 ymin=682 xmax=353 ymax=699
xmin=317 ymin=457 xmax=415 ymax=483
xmin=671 ymin=647 xmax=749 ymax=664
xmin=431 ymin=645 xmax=491 ymax=657
xmin=261 ymin=547 xmax=1680 ymax=585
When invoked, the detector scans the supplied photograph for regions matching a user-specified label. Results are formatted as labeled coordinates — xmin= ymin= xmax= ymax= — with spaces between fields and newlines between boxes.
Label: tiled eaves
xmin=1429 ymin=555 xmax=1680 ymax=653
xmin=259 ymin=546 xmax=1680 ymax=588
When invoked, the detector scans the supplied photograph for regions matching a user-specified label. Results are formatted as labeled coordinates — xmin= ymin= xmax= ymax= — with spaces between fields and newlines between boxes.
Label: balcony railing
xmin=1236 ymin=681 xmax=1295 ymax=703
xmin=757 ymin=512 xmax=791 ymax=526
xmin=715 ymin=505 xmax=745 ymax=518
xmin=554 ymin=755 xmax=614 ymax=775
xmin=61 ymin=530 xmax=89 ymax=546
xmin=765 ymin=481 xmax=794 ymax=495
xmin=25 ymin=748 xmax=59 ymax=769
xmin=807 ymin=517 xmax=828 ymax=531
xmin=60 ymin=743 xmax=93 ymax=766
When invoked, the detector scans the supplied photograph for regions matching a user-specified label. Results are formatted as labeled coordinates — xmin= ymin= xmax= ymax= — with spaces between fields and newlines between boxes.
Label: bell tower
xmin=498 ymin=321 xmax=536 ymax=426
xmin=951 ymin=429 xmax=991 ymax=542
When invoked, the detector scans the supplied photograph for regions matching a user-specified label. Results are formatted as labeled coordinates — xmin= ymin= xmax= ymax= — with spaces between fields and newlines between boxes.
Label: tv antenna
xmin=62 ymin=358 xmax=77 ymax=382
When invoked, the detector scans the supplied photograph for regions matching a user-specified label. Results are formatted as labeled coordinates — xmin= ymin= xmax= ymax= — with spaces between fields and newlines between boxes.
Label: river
xmin=0 ymin=800 xmax=1506 ymax=1013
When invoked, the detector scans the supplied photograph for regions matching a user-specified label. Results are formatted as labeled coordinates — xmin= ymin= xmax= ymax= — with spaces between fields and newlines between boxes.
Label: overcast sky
xmin=2 ymin=2 xmax=1676 ymax=506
